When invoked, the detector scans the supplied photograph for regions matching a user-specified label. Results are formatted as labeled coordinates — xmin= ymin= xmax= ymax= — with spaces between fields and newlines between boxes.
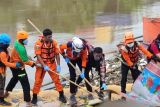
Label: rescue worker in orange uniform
xmin=60 ymin=37 xmax=88 ymax=104
xmin=5 ymin=31 xmax=35 ymax=106
xmin=31 ymin=28 xmax=66 ymax=104
xmin=119 ymin=32 xmax=159 ymax=95
xmin=0 ymin=33 xmax=22 ymax=106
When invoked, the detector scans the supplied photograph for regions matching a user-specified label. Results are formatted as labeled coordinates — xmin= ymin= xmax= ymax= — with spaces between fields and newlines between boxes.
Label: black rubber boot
xmin=59 ymin=91 xmax=67 ymax=103
xmin=0 ymin=97 xmax=12 ymax=106
xmin=31 ymin=94 xmax=37 ymax=105
xmin=70 ymin=94 xmax=77 ymax=105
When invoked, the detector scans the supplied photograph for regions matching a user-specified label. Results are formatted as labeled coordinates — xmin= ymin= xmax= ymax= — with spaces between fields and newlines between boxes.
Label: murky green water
xmin=1 ymin=0 xmax=160 ymax=88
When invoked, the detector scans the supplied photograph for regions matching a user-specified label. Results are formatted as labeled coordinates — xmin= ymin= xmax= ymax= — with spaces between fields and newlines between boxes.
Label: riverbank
xmin=2 ymin=84 xmax=146 ymax=107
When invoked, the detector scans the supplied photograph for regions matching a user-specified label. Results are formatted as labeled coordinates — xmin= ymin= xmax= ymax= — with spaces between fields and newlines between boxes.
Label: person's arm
xmin=99 ymin=54 xmax=106 ymax=83
xmin=138 ymin=43 xmax=153 ymax=58
xmin=59 ymin=44 xmax=67 ymax=56
xmin=54 ymin=40 xmax=60 ymax=65
xmin=81 ymin=48 xmax=88 ymax=68
xmin=23 ymin=60 xmax=35 ymax=67
xmin=34 ymin=40 xmax=45 ymax=67
xmin=0 ymin=52 xmax=16 ymax=68
xmin=79 ymin=49 xmax=88 ymax=78
xmin=37 ymin=55 xmax=45 ymax=67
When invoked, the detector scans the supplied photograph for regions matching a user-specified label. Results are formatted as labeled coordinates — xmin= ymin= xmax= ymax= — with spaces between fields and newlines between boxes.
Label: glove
xmin=64 ymin=57 xmax=70 ymax=63
xmin=80 ymin=68 xmax=85 ymax=79
xmin=101 ymin=83 xmax=107 ymax=90
xmin=31 ymin=62 xmax=35 ymax=68
xmin=36 ymin=63 xmax=42 ymax=67
xmin=16 ymin=62 xmax=23 ymax=68
xmin=151 ymin=55 xmax=160 ymax=62
xmin=44 ymin=65 xmax=49 ymax=71
xmin=56 ymin=65 xmax=61 ymax=73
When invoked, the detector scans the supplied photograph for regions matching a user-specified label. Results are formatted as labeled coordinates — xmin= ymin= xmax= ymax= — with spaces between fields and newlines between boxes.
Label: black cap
xmin=43 ymin=28 xmax=52 ymax=36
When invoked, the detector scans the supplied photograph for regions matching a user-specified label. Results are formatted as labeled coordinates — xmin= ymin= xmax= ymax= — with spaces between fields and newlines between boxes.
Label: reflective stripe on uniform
xmin=18 ymin=74 xmax=26 ymax=77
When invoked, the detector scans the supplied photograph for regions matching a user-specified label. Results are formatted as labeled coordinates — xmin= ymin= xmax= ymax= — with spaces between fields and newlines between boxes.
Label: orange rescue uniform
xmin=120 ymin=42 xmax=152 ymax=67
xmin=33 ymin=39 xmax=63 ymax=94
xmin=0 ymin=51 xmax=16 ymax=74
xmin=60 ymin=43 xmax=87 ymax=68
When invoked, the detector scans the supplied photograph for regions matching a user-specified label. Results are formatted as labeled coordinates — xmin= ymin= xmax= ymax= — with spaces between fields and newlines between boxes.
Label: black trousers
xmin=76 ymin=67 xmax=92 ymax=92
xmin=76 ymin=64 xmax=104 ymax=93
xmin=67 ymin=58 xmax=91 ymax=94
xmin=6 ymin=68 xmax=31 ymax=102
xmin=0 ymin=73 xmax=5 ymax=97
xmin=121 ymin=63 xmax=141 ymax=93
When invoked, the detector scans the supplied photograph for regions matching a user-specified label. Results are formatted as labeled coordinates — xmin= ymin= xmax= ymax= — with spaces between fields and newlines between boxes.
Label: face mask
xmin=23 ymin=39 xmax=28 ymax=45
xmin=93 ymin=53 xmax=102 ymax=61
xmin=127 ymin=42 xmax=134 ymax=48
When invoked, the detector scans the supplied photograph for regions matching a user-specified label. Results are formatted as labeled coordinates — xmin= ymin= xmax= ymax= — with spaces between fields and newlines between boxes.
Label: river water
xmin=0 ymin=0 xmax=160 ymax=89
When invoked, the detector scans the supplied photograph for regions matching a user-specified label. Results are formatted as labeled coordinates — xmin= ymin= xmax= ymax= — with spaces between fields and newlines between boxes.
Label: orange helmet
xmin=16 ymin=31 xmax=28 ymax=40
xmin=123 ymin=32 xmax=135 ymax=45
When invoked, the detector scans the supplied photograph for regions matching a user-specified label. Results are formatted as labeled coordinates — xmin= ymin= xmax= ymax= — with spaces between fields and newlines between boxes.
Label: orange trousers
xmin=32 ymin=63 xmax=63 ymax=94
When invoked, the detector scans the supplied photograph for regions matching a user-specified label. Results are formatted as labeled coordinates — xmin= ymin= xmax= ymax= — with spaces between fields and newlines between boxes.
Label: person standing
xmin=5 ymin=31 xmax=35 ymax=106
xmin=119 ymin=32 xmax=158 ymax=95
xmin=31 ymin=28 xmax=66 ymax=104
xmin=0 ymin=33 xmax=22 ymax=106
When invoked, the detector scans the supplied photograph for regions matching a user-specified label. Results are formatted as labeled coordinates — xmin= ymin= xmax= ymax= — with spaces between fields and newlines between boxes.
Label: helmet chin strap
xmin=72 ymin=43 xmax=81 ymax=53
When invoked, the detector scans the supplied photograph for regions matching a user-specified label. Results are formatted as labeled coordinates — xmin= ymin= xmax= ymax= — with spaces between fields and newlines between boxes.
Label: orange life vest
xmin=126 ymin=42 xmax=140 ymax=63
xmin=128 ymin=47 xmax=139 ymax=63
xmin=40 ymin=40 xmax=55 ymax=63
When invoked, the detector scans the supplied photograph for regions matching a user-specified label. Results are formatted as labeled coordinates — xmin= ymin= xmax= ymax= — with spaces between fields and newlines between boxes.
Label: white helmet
xmin=72 ymin=37 xmax=83 ymax=52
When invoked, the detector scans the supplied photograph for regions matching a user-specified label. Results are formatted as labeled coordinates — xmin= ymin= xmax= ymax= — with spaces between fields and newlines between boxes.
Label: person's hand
xmin=151 ymin=55 xmax=160 ymax=63
xmin=101 ymin=83 xmax=107 ymax=90
xmin=80 ymin=68 xmax=85 ymax=79
xmin=56 ymin=65 xmax=61 ymax=73
xmin=28 ymin=56 xmax=32 ymax=60
xmin=31 ymin=62 xmax=36 ymax=68
xmin=43 ymin=65 xmax=49 ymax=71
xmin=65 ymin=57 xmax=70 ymax=63
xmin=16 ymin=62 xmax=23 ymax=68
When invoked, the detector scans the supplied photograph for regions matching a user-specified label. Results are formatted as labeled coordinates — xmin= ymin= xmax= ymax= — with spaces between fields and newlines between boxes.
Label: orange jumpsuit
xmin=120 ymin=42 xmax=152 ymax=66
xmin=33 ymin=39 xmax=63 ymax=94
